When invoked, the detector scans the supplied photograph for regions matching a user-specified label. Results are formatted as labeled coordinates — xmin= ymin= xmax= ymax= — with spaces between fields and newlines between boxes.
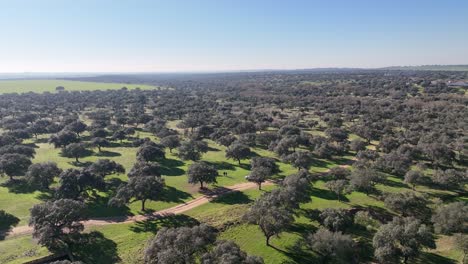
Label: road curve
xmin=6 ymin=181 xmax=273 ymax=238
xmin=5 ymin=164 xmax=352 ymax=238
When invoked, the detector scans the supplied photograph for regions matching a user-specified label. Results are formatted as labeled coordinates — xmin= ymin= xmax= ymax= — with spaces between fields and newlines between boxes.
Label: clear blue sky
xmin=1 ymin=0 xmax=467 ymax=72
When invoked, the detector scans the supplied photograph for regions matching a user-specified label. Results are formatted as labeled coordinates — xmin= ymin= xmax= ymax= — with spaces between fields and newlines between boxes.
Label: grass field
xmin=0 ymin=80 xmax=156 ymax=94
xmin=0 ymin=121 xmax=465 ymax=263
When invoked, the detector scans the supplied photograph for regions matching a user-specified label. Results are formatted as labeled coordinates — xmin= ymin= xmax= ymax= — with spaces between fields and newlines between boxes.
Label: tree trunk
xmin=98 ymin=146 xmax=102 ymax=152
xmin=169 ymin=148 xmax=172 ymax=153
xmin=403 ymin=256 xmax=408 ymax=264
xmin=200 ymin=181 xmax=204 ymax=189
xmin=266 ymin=235 xmax=271 ymax=246
xmin=141 ymin=199 xmax=146 ymax=211
xmin=238 ymin=159 xmax=241 ymax=165
xmin=75 ymin=157 xmax=79 ymax=163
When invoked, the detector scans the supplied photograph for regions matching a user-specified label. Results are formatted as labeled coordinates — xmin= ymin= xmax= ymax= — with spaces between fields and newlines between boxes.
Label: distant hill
xmin=380 ymin=65 xmax=468 ymax=71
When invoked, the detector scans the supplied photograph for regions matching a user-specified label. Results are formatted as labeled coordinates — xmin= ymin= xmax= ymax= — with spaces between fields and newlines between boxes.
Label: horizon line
xmin=1 ymin=64 xmax=468 ymax=75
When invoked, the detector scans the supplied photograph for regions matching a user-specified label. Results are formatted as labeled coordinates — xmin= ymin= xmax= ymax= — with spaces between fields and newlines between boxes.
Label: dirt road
xmin=6 ymin=164 xmax=352 ymax=238
xmin=6 ymin=181 xmax=273 ymax=238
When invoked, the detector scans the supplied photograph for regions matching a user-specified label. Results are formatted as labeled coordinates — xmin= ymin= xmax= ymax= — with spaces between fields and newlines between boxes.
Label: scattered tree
xmin=187 ymin=162 xmax=218 ymax=188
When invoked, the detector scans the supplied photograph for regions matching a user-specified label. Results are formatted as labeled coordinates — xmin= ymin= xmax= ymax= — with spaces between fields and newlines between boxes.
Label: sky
xmin=0 ymin=0 xmax=467 ymax=73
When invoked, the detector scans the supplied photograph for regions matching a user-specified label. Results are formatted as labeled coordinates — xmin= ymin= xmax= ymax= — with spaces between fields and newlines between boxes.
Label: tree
xmin=325 ymin=180 xmax=349 ymax=201
xmin=217 ymin=135 xmax=237 ymax=147
xmin=144 ymin=224 xmax=216 ymax=264
xmin=280 ymin=171 xmax=312 ymax=207
xmin=29 ymin=199 xmax=87 ymax=261
xmin=319 ymin=208 xmax=352 ymax=232
xmin=0 ymin=144 xmax=36 ymax=158
xmin=284 ymin=151 xmax=313 ymax=170
xmin=160 ymin=135 xmax=180 ymax=153
xmin=62 ymin=143 xmax=90 ymax=163
xmin=111 ymin=129 xmax=127 ymax=143
xmin=325 ymin=127 xmax=349 ymax=142
xmin=56 ymin=169 xmax=105 ymax=200
xmin=25 ymin=162 xmax=62 ymax=190
xmin=187 ymin=162 xmax=218 ymax=189
xmin=375 ymin=151 xmax=412 ymax=176
xmin=30 ymin=119 xmax=51 ymax=139
xmin=178 ymin=140 xmax=209 ymax=161
xmin=384 ymin=192 xmax=431 ymax=219
xmin=454 ymin=234 xmax=468 ymax=264
xmin=0 ymin=153 xmax=32 ymax=180
xmin=349 ymin=168 xmax=384 ymax=195
xmin=202 ymin=240 xmax=264 ymax=264
xmin=350 ymin=139 xmax=367 ymax=152
xmin=87 ymin=159 xmax=125 ymax=177
xmin=137 ymin=141 xmax=165 ymax=161
xmin=64 ymin=120 xmax=87 ymax=137
xmin=128 ymin=161 xmax=161 ymax=178
xmin=246 ymin=167 xmax=271 ymax=190
xmin=306 ymin=228 xmax=355 ymax=264
xmin=420 ymin=143 xmax=455 ymax=167
xmin=373 ymin=217 xmax=435 ymax=263
xmin=90 ymin=137 xmax=110 ymax=152
xmin=246 ymin=157 xmax=279 ymax=190
xmin=327 ymin=166 xmax=351 ymax=180
xmin=109 ymin=175 xmax=165 ymax=211
xmin=90 ymin=128 xmax=108 ymax=138
xmin=49 ymin=130 xmax=79 ymax=148
xmin=431 ymin=202 xmax=468 ymax=234
xmin=244 ymin=191 xmax=294 ymax=246
xmin=251 ymin=157 xmax=279 ymax=174
xmin=226 ymin=143 xmax=251 ymax=165
xmin=404 ymin=170 xmax=424 ymax=190
xmin=432 ymin=169 xmax=466 ymax=189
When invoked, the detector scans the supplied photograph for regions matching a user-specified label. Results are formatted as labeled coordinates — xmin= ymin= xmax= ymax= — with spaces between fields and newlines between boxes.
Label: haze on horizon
xmin=1 ymin=0 xmax=467 ymax=73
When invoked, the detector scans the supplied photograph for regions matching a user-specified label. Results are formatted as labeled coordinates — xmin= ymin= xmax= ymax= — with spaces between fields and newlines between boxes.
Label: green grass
xmin=0 ymin=80 xmax=156 ymax=94
xmin=0 ymin=124 xmax=465 ymax=263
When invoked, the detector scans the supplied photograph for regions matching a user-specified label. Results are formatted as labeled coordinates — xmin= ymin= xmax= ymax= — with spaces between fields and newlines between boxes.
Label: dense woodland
xmin=0 ymin=70 xmax=467 ymax=264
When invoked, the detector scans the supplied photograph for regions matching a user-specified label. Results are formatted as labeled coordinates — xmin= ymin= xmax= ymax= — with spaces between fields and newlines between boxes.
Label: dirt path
xmin=6 ymin=181 xmax=273 ymax=238
xmin=6 ymin=163 xmax=352 ymax=238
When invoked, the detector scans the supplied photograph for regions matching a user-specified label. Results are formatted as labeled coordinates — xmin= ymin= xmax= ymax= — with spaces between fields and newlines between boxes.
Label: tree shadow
xmin=310 ymin=158 xmax=330 ymax=168
xmin=36 ymin=191 xmax=55 ymax=201
xmin=108 ymin=141 xmax=135 ymax=148
xmin=287 ymin=222 xmax=317 ymax=235
xmin=362 ymin=205 xmax=394 ymax=223
xmin=160 ymin=186 xmax=193 ymax=203
xmin=239 ymin=163 xmax=252 ymax=170
xmin=129 ymin=214 xmax=200 ymax=234
xmin=271 ymin=240 xmax=320 ymax=264
xmin=70 ymin=231 xmax=121 ymax=264
xmin=309 ymin=187 xmax=337 ymax=200
xmin=160 ymin=167 xmax=185 ymax=177
xmin=160 ymin=158 xmax=186 ymax=176
xmin=211 ymin=190 xmax=252 ymax=205
xmin=414 ymin=252 xmax=457 ymax=264
xmin=0 ymin=211 xmax=20 ymax=240
xmin=381 ymin=178 xmax=409 ymax=189
xmin=330 ymin=156 xmax=354 ymax=166
xmin=87 ymin=178 xmax=134 ymax=218
xmin=0 ymin=179 xmax=36 ymax=194
xmin=207 ymin=146 xmax=221 ymax=152
xmin=87 ymin=194 xmax=133 ymax=218
xmin=69 ymin=161 xmax=93 ymax=167
xmin=95 ymin=150 xmax=122 ymax=157
xmin=34 ymin=137 xmax=49 ymax=144
xmin=207 ymin=161 xmax=236 ymax=171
